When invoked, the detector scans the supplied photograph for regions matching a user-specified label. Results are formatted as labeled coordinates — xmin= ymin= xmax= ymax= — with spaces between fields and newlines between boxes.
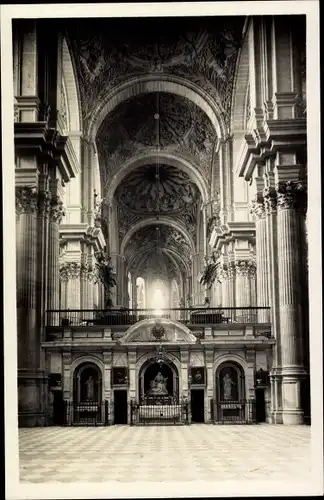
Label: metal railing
xmin=46 ymin=307 xmax=271 ymax=328
xmin=211 ymin=399 xmax=257 ymax=424
xmin=130 ymin=398 xmax=189 ymax=425
xmin=63 ymin=400 xmax=111 ymax=426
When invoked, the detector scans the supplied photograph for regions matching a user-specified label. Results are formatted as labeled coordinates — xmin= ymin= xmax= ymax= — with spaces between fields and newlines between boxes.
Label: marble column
xmin=276 ymin=180 xmax=306 ymax=425
xmin=251 ymin=196 xmax=271 ymax=323
xmin=220 ymin=263 xmax=236 ymax=309
xmin=47 ymin=198 xmax=65 ymax=326
xmin=16 ymin=186 xmax=42 ymax=426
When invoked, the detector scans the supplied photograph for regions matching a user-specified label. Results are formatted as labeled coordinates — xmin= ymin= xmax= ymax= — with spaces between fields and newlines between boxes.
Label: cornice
xmin=14 ymin=122 xmax=80 ymax=182
xmin=235 ymin=118 xmax=307 ymax=181
xmin=209 ymin=221 xmax=255 ymax=250
xmin=59 ymin=223 xmax=106 ymax=251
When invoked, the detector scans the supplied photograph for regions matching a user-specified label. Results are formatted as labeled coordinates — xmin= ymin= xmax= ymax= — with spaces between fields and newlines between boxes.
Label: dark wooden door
xmin=191 ymin=389 xmax=205 ymax=423
xmin=114 ymin=390 xmax=128 ymax=424
xmin=255 ymin=389 xmax=266 ymax=422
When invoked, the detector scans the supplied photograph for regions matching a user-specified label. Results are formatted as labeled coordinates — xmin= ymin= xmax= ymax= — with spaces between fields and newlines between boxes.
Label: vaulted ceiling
xmin=65 ymin=16 xmax=245 ymax=283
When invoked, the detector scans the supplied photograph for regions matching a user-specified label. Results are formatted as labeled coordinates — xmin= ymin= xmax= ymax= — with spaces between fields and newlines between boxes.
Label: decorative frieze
xmin=276 ymin=181 xmax=307 ymax=213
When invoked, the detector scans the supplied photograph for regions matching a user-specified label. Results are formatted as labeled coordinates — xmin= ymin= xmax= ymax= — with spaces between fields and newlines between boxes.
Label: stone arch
xmin=230 ymin=27 xmax=250 ymax=167
xmin=214 ymin=354 xmax=248 ymax=401
xmin=69 ymin=355 xmax=104 ymax=402
xmin=120 ymin=216 xmax=195 ymax=257
xmin=105 ymin=152 xmax=209 ymax=205
xmin=62 ymin=37 xmax=82 ymax=133
xmin=87 ymin=74 xmax=226 ymax=141
xmin=138 ymin=356 xmax=180 ymax=400
xmin=121 ymin=317 xmax=197 ymax=344
xmin=126 ymin=246 xmax=190 ymax=277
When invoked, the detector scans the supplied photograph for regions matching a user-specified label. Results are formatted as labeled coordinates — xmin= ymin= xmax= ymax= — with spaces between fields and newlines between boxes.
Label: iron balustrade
xmin=211 ymin=399 xmax=257 ymax=424
xmin=130 ymin=398 xmax=189 ymax=425
xmin=46 ymin=307 xmax=271 ymax=328
xmin=63 ymin=400 xmax=111 ymax=426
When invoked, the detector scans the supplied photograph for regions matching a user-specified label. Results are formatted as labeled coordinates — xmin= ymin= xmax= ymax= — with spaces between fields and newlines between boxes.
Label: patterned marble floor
xmin=19 ymin=424 xmax=311 ymax=483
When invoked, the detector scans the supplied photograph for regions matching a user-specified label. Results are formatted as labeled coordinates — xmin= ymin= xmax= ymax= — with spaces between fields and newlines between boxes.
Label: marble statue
xmin=85 ymin=375 xmax=95 ymax=400
xmin=223 ymin=373 xmax=236 ymax=400
xmin=148 ymin=372 xmax=168 ymax=395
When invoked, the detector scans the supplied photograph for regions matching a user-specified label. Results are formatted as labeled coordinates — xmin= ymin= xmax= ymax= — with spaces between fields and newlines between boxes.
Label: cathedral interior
xmin=13 ymin=15 xmax=309 ymax=428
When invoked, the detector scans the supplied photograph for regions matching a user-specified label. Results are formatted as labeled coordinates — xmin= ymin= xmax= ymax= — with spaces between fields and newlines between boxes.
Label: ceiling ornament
xmin=67 ymin=17 xmax=244 ymax=125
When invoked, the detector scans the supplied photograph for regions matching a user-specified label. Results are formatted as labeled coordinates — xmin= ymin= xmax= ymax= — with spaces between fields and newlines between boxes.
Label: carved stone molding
xmin=15 ymin=187 xmax=39 ymax=215
xmin=276 ymin=181 xmax=307 ymax=213
xmin=263 ymin=187 xmax=277 ymax=215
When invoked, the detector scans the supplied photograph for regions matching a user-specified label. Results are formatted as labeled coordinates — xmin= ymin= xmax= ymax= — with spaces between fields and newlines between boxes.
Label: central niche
xmin=116 ymin=164 xmax=199 ymax=214
xmin=139 ymin=360 xmax=179 ymax=402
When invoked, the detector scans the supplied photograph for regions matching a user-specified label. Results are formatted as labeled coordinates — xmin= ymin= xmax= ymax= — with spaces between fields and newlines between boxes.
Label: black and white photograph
xmin=1 ymin=1 xmax=322 ymax=499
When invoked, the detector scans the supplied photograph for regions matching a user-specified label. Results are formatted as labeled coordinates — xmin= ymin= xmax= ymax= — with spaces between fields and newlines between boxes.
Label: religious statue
xmin=85 ymin=375 xmax=95 ymax=401
xmin=194 ymin=370 xmax=203 ymax=384
xmin=223 ymin=373 xmax=236 ymax=400
xmin=148 ymin=372 xmax=168 ymax=395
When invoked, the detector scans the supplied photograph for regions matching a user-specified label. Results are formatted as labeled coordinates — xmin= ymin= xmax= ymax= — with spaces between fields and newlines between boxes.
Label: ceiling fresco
xmin=115 ymin=164 xmax=201 ymax=242
xmin=96 ymin=92 xmax=216 ymax=186
xmin=65 ymin=16 xmax=245 ymax=127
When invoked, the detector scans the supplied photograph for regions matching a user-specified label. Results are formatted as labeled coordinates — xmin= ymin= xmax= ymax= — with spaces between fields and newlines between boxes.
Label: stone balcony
xmin=43 ymin=307 xmax=274 ymax=350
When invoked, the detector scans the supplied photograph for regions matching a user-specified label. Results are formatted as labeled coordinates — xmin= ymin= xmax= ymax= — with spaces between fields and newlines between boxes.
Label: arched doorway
xmin=139 ymin=359 xmax=179 ymax=403
xmin=215 ymin=361 xmax=248 ymax=423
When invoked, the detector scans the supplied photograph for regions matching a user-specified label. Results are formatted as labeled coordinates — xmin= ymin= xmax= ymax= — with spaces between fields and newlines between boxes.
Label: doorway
xmin=114 ymin=390 xmax=128 ymax=424
xmin=191 ymin=389 xmax=205 ymax=423
xmin=255 ymin=389 xmax=266 ymax=422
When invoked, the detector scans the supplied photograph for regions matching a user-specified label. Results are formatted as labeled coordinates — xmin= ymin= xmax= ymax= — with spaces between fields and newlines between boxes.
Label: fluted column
xmin=251 ymin=196 xmax=271 ymax=322
xmin=47 ymin=198 xmax=65 ymax=326
xmin=235 ymin=260 xmax=257 ymax=321
xmin=220 ymin=263 xmax=235 ymax=308
xmin=276 ymin=180 xmax=306 ymax=425
xmin=264 ymin=186 xmax=282 ymax=421
xmin=192 ymin=252 xmax=205 ymax=304
xmin=16 ymin=187 xmax=41 ymax=425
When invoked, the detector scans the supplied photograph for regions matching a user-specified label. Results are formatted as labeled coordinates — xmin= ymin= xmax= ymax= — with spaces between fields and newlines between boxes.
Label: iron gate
xmin=211 ymin=399 xmax=256 ymax=424
xmin=130 ymin=399 xmax=189 ymax=425
xmin=64 ymin=401 xmax=112 ymax=426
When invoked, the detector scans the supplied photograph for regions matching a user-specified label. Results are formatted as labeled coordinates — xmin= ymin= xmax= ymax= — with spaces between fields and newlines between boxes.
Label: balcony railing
xmin=46 ymin=307 xmax=271 ymax=328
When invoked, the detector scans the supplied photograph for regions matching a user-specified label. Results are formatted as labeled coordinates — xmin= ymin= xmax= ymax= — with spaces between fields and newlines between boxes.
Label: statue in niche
xmin=85 ymin=375 xmax=95 ymax=401
xmin=148 ymin=372 xmax=168 ymax=395
xmin=222 ymin=373 xmax=236 ymax=400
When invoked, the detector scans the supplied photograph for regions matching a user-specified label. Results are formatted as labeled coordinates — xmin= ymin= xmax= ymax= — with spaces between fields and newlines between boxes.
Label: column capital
xmin=263 ymin=187 xmax=277 ymax=215
xmin=276 ymin=180 xmax=307 ymax=212
xmin=49 ymin=199 xmax=66 ymax=224
xmin=15 ymin=186 xmax=38 ymax=214
xmin=250 ymin=194 xmax=266 ymax=221
xmin=38 ymin=190 xmax=52 ymax=218
xmin=235 ymin=260 xmax=256 ymax=279
xmin=59 ymin=262 xmax=81 ymax=282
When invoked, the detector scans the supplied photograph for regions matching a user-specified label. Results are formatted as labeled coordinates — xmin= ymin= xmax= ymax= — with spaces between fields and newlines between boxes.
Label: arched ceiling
xmin=63 ymin=16 xmax=245 ymax=284
xmin=96 ymin=91 xmax=216 ymax=186
xmin=124 ymin=225 xmax=191 ymax=279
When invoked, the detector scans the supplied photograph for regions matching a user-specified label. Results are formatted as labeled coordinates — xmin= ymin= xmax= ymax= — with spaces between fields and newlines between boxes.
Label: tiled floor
xmin=19 ymin=424 xmax=311 ymax=483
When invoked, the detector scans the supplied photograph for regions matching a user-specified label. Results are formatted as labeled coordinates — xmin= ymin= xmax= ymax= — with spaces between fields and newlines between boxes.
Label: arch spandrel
xmin=120 ymin=318 xmax=197 ymax=345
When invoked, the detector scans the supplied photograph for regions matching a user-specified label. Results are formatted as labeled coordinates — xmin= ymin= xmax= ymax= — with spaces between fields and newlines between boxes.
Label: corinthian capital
xmin=263 ymin=187 xmax=277 ymax=215
xmin=59 ymin=262 xmax=81 ymax=281
xmin=250 ymin=195 xmax=265 ymax=221
xmin=38 ymin=191 xmax=52 ymax=218
xmin=15 ymin=187 xmax=38 ymax=214
xmin=49 ymin=200 xmax=66 ymax=224
xmin=276 ymin=181 xmax=307 ymax=212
